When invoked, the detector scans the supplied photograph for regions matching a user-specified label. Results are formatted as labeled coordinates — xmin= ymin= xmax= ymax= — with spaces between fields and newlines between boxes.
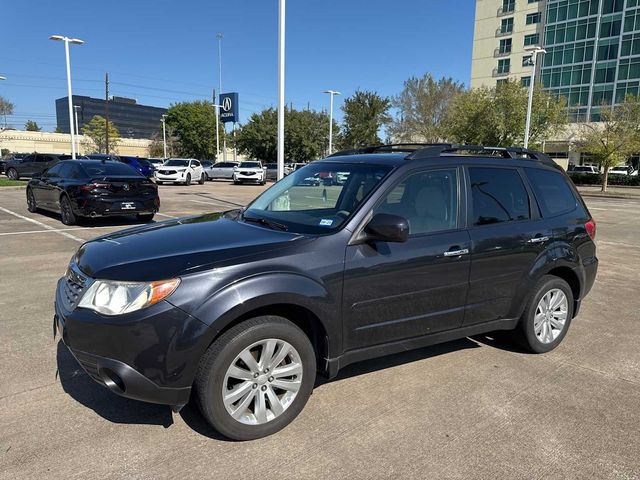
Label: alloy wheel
xmin=222 ymin=338 xmax=303 ymax=425
xmin=7 ymin=168 xmax=18 ymax=180
xmin=534 ymin=288 xmax=568 ymax=344
xmin=27 ymin=189 xmax=36 ymax=211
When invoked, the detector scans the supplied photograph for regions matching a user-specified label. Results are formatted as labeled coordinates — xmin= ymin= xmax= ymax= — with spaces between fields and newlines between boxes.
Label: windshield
xmin=240 ymin=161 xmax=262 ymax=168
xmin=244 ymin=162 xmax=392 ymax=234
xmin=165 ymin=159 xmax=190 ymax=167
xmin=137 ymin=159 xmax=152 ymax=167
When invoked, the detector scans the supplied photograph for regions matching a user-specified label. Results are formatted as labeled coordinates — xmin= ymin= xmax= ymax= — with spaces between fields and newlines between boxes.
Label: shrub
xmin=569 ymin=172 xmax=640 ymax=186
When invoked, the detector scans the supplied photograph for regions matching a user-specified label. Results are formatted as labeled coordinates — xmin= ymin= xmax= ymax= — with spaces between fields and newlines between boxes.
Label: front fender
xmin=176 ymin=272 xmax=341 ymax=360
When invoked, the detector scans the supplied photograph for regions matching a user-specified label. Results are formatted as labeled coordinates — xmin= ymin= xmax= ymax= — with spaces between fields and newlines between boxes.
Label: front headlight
xmin=78 ymin=278 xmax=180 ymax=315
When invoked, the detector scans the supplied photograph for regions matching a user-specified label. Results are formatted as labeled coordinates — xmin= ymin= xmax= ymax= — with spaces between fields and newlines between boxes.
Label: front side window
xmin=374 ymin=169 xmax=458 ymax=236
xmin=245 ymin=162 xmax=392 ymax=234
xmin=469 ymin=167 xmax=530 ymax=226
xmin=525 ymin=168 xmax=577 ymax=216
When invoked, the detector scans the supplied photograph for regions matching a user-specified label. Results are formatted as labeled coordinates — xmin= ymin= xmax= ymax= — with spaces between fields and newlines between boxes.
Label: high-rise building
xmin=56 ymin=95 xmax=167 ymax=139
xmin=471 ymin=0 xmax=639 ymax=123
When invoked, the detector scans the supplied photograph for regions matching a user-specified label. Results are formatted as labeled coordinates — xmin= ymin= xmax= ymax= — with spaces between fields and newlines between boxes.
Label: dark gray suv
xmin=53 ymin=144 xmax=598 ymax=440
xmin=5 ymin=153 xmax=70 ymax=180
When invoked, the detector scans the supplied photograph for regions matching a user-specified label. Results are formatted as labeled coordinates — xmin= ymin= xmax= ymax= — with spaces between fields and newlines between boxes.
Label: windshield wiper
xmin=241 ymin=214 xmax=289 ymax=231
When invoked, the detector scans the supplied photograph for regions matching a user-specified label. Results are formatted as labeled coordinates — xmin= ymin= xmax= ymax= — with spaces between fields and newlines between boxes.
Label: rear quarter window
xmin=525 ymin=168 xmax=577 ymax=217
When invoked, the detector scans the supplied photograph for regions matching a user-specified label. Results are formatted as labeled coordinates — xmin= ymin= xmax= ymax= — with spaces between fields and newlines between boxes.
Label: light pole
xmin=323 ymin=90 xmax=341 ymax=155
xmin=161 ymin=114 xmax=168 ymax=158
xmin=73 ymin=105 xmax=81 ymax=154
xmin=217 ymin=33 xmax=227 ymax=162
xmin=523 ymin=46 xmax=546 ymax=149
xmin=211 ymin=102 xmax=222 ymax=160
xmin=277 ymin=0 xmax=286 ymax=180
xmin=50 ymin=35 xmax=84 ymax=159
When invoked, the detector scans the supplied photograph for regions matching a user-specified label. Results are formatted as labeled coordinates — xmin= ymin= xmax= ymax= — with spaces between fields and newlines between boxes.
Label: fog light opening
xmin=100 ymin=368 xmax=126 ymax=393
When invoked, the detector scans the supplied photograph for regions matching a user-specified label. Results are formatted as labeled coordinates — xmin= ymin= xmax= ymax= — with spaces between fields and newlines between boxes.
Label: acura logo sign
xmin=222 ymin=97 xmax=232 ymax=111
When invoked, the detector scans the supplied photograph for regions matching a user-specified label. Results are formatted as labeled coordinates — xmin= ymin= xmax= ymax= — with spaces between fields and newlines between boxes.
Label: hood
xmin=75 ymin=213 xmax=302 ymax=281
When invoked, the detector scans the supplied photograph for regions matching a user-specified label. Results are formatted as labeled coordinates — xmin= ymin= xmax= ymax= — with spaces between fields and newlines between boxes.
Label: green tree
xmin=0 ymin=96 xmax=14 ymax=128
xmin=81 ymin=115 xmax=121 ymax=153
xmin=577 ymin=96 xmax=640 ymax=192
xmin=388 ymin=74 xmax=464 ymax=143
xmin=54 ymin=126 xmax=64 ymax=133
xmin=338 ymin=90 xmax=390 ymax=150
xmin=165 ymin=100 xmax=225 ymax=159
xmin=236 ymin=107 xmax=330 ymax=162
xmin=25 ymin=120 xmax=41 ymax=132
xmin=441 ymin=79 xmax=566 ymax=147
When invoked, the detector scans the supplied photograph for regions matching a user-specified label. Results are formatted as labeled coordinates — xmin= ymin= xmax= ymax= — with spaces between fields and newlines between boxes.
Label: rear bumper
xmin=73 ymin=195 xmax=159 ymax=217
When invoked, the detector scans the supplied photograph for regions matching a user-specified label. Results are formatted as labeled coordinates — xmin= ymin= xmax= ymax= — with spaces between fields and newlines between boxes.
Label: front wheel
xmin=6 ymin=168 xmax=19 ymax=180
xmin=26 ymin=188 xmax=38 ymax=213
xmin=185 ymin=173 xmax=191 ymax=186
xmin=515 ymin=275 xmax=574 ymax=353
xmin=195 ymin=316 xmax=316 ymax=441
xmin=198 ymin=173 xmax=206 ymax=185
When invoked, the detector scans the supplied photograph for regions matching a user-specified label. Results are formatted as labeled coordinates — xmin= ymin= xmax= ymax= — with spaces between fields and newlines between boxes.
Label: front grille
xmin=159 ymin=170 xmax=176 ymax=175
xmin=61 ymin=264 xmax=89 ymax=311
xmin=240 ymin=171 xmax=256 ymax=176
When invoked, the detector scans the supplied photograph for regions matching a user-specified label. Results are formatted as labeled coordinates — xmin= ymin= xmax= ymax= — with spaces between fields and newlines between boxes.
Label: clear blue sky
xmin=1 ymin=0 xmax=475 ymax=132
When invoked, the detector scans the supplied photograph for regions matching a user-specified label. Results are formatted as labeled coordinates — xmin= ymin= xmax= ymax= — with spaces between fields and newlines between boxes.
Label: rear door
xmin=463 ymin=165 xmax=549 ymax=325
xmin=36 ymin=163 xmax=65 ymax=207
xmin=343 ymin=166 xmax=471 ymax=350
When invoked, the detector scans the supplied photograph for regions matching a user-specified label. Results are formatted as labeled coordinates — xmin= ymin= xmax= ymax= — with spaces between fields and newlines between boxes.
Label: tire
xmin=198 ymin=173 xmax=206 ymax=185
xmin=136 ymin=213 xmax=155 ymax=222
xmin=195 ymin=315 xmax=316 ymax=441
xmin=156 ymin=181 xmax=163 ymax=185
xmin=59 ymin=195 xmax=77 ymax=226
xmin=6 ymin=168 xmax=19 ymax=180
xmin=233 ymin=180 xmax=240 ymax=185
xmin=185 ymin=173 xmax=191 ymax=186
xmin=26 ymin=188 xmax=38 ymax=213
xmin=515 ymin=275 xmax=574 ymax=353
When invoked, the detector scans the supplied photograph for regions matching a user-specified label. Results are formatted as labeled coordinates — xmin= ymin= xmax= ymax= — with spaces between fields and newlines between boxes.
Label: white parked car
xmin=156 ymin=158 xmax=205 ymax=185
xmin=233 ymin=161 xmax=266 ymax=185
xmin=609 ymin=165 xmax=638 ymax=176
xmin=571 ymin=165 xmax=599 ymax=174
xmin=208 ymin=161 xmax=239 ymax=180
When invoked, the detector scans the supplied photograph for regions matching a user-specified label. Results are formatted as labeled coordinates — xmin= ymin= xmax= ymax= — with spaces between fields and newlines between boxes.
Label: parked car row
xmin=568 ymin=164 xmax=638 ymax=176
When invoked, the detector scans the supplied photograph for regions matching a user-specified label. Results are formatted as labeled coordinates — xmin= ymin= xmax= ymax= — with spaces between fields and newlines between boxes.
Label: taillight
xmin=79 ymin=183 xmax=110 ymax=192
xmin=585 ymin=218 xmax=596 ymax=240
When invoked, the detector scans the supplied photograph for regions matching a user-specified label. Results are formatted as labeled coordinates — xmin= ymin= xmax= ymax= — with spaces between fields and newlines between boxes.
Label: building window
xmin=592 ymin=85 xmax=615 ymax=106
xmin=526 ymin=12 xmax=542 ymax=25
xmin=500 ymin=17 xmax=514 ymax=34
xmin=524 ymin=33 xmax=540 ymax=46
xmin=497 ymin=79 xmax=509 ymax=86
xmin=501 ymin=0 xmax=515 ymax=14
xmin=624 ymin=8 xmax=640 ymax=33
xmin=547 ymin=0 xmax=600 ymax=24
xmin=545 ymin=18 xmax=598 ymax=45
xmin=600 ymin=18 xmax=622 ymax=38
xmin=621 ymin=32 xmax=640 ymax=56
xmin=602 ymin=0 xmax=624 ymax=15
xmin=497 ymin=58 xmax=511 ymax=74
xmin=618 ymin=57 xmax=640 ymax=81
xmin=597 ymin=40 xmax=619 ymax=61
xmin=499 ymin=38 xmax=513 ymax=54
xmin=522 ymin=55 xmax=533 ymax=67
xmin=528 ymin=0 xmax=540 ymax=3
xmin=521 ymin=76 xmax=532 ymax=87
xmin=595 ymin=62 xmax=617 ymax=83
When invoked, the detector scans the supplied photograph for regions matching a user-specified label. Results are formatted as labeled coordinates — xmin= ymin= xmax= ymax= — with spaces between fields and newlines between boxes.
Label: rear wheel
xmin=60 ymin=195 xmax=77 ymax=226
xmin=195 ymin=316 xmax=316 ymax=441
xmin=515 ymin=275 xmax=574 ymax=353
xmin=26 ymin=188 xmax=38 ymax=213
xmin=136 ymin=213 xmax=155 ymax=222
xmin=6 ymin=168 xmax=19 ymax=180
xmin=198 ymin=173 xmax=206 ymax=185
xmin=185 ymin=173 xmax=191 ymax=186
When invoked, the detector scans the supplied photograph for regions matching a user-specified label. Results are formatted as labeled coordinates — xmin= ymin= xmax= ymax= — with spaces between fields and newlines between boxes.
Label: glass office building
xmin=56 ymin=95 xmax=167 ymax=139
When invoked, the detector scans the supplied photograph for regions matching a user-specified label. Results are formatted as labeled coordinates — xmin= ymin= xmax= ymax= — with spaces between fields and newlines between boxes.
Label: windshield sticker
xmin=319 ymin=219 xmax=334 ymax=227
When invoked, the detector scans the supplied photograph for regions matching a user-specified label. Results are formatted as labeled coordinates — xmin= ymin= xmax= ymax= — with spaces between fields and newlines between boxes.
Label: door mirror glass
xmin=364 ymin=213 xmax=409 ymax=243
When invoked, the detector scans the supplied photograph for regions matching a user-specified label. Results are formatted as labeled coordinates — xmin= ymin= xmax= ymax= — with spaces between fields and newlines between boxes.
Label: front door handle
xmin=528 ymin=236 xmax=549 ymax=244
xmin=443 ymin=248 xmax=469 ymax=257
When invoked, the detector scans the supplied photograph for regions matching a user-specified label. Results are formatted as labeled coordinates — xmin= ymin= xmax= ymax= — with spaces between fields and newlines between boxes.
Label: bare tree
xmin=0 ymin=96 xmax=14 ymax=128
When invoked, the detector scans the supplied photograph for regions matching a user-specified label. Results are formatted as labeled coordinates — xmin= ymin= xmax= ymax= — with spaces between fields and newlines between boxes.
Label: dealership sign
xmin=219 ymin=92 xmax=239 ymax=123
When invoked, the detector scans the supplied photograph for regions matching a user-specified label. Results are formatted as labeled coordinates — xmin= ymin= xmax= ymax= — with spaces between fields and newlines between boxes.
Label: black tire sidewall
xmin=60 ymin=196 xmax=76 ymax=226
xmin=520 ymin=276 xmax=574 ymax=353
xmin=8 ymin=168 xmax=18 ymax=180
xmin=26 ymin=188 xmax=37 ymax=212
xmin=197 ymin=316 xmax=316 ymax=441
xmin=185 ymin=173 xmax=191 ymax=186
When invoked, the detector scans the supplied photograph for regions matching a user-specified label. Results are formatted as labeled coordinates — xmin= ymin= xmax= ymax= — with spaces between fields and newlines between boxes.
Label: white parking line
xmin=0 ymin=225 xmax=117 ymax=237
xmin=0 ymin=207 xmax=83 ymax=242
xmin=156 ymin=212 xmax=177 ymax=218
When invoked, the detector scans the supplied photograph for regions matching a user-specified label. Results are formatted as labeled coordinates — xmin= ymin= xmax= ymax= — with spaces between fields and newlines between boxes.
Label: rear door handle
xmin=528 ymin=236 xmax=549 ymax=244
xmin=443 ymin=248 xmax=469 ymax=257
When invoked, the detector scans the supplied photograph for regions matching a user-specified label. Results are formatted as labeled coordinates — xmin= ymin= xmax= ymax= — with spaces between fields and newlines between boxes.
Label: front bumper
xmin=54 ymin=277 xmax=210 ymax=406
xmin=156 ymin=171 xmax=188 ymax=183
xmin=234 ymin=172 xmax=264 ymax=182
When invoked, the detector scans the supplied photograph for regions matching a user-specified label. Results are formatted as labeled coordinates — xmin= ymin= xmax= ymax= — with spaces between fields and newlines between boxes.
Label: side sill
xmin=325 ymin=317 xmax=519 ymax=379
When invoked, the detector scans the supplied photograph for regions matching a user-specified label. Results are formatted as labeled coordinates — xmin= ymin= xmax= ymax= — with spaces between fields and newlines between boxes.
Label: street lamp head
xmin=524 ymin=46 xmax=547 ymax=54
xmin=0 ymin=76 xmax=5 ymax=81
xmin=49 ymin=35 xmax=64 ymax=41
xmin=323 ymin=90 xmax=341 ymax=96
xmin=70 ymin=38 xmax=84 ymax=45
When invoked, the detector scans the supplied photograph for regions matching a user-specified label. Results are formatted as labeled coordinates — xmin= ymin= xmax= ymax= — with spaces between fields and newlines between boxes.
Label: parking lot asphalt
xmin=0 ymin=181 xmax=638 ymax=480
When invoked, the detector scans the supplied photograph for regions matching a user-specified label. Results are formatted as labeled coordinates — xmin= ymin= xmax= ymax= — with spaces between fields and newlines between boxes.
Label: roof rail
xmin=405 ymin=144 xmax=556 ymax=165
xmin=327 ymin=143 xmax=448 ymax=158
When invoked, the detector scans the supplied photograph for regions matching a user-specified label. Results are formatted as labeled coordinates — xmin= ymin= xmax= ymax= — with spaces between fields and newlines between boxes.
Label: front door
xmin=343 ymin=167 xmax=471 ymax=350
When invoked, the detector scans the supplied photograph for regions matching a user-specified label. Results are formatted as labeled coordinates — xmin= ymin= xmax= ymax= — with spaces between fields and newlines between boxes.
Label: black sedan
xmin=26 ymin=160 xmax=160 ymax=225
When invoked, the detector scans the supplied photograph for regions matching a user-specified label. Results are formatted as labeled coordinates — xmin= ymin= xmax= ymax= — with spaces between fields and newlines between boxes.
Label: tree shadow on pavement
xmin=56 ymin=341 xmax=174 ymax=428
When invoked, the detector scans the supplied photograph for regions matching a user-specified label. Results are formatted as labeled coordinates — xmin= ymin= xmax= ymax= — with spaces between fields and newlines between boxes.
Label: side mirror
xmin=363 ymin=213 xmax=409 ymax=243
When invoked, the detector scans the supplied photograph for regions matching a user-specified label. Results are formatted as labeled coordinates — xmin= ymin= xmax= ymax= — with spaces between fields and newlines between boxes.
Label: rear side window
xmin=525 ymin=168 xmax=577 ymax=217
xmin=58 ymin=163 xmax=74 ymax=178
xmin=469 ymin=167 xmax=530 ymax=226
